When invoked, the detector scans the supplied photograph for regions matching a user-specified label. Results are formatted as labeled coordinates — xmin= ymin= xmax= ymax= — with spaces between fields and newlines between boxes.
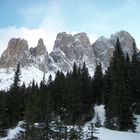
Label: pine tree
xmin=0 ymin=91 xmax=8 ymax=137
xmin=10 ymin=62 xmax=21 ymax=92
xmin=81 ymin=62 xmax=93 ymax=122
xmin=105 ymin=38 xmax=136 ymax=131
xmin=6 ymin=62 xmax=22 ymax=127
xmin=92 ymin=63 xmax=103 ymax=105
xmin=130 ymin=42 xmax=140 ymax=103
xmin=103 ymin=68 xmax=112 ymax=105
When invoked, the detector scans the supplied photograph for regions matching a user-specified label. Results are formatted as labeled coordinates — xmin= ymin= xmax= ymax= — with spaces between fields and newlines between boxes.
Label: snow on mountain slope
xmin=0 ymin=30 xmax=137 ymax=91
xmin=0 ymin=67 xmax=55 ymax=91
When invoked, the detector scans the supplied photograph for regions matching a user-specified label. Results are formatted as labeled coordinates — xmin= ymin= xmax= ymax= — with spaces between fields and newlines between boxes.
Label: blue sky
xmin=0 ymin=0 xmax=140 ymax=54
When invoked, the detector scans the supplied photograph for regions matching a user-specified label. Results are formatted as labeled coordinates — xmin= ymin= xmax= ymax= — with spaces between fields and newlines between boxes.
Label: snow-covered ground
xmin=0 ymin=105 xmax=140 ymax=140
xmin=135 ymin=114 xmax=140 ymax=133
xmin=0 ymin=121 xmax=24 ymax=140
xmin=84 ymin=105 xmax=140 ymax=140
xmin=96 ymin=127 xmax=140 ymax=140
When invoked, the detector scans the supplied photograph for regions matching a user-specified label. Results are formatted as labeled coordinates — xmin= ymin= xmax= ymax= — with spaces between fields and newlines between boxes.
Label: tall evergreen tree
xmin=92 ymin=63 xmax=103 ymax=105
xmin=130 ymin=41 xmax=140 ymax=103
xmin=10 ymin=62 xmax=21 ymax=92
xmin=105 ymin=38 xmax=136 ymax=131
xmin=6 ymin=62 xmax=23 ymax=127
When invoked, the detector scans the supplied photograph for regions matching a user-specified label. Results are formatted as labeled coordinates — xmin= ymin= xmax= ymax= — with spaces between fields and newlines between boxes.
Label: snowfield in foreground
xmin=0 ymin=105 xmax=140 ymax=140
xmin=85 ymin=105 xmax=140 ymax=140
xmin=96 ymin=127 xmax=140 ymax=140
xmin=0 ymin=121 xmax=25 ymax=140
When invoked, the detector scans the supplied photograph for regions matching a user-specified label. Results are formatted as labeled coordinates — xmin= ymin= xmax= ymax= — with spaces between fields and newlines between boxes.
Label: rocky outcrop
xmin=0 ymin=30 xmax=137 ymax=75
xmin=0 ymin=38 xmax=29 ymax=68
xmin=0 ymin=38 xmax=49 ymax=72
xmin=92 ymin=30 xmax=136 ymax=68
xmin=51 ymin=32 xmax=96 ymax=73
xmin=29 ymin=38 xmax=49 ymax=72
xmin=110 ymin=30 xmax=136 ymax=57
xmin=92 ymin=36 xmax=114 ymax=67
xmin=0 ymin=30 xmax=138 ymax=91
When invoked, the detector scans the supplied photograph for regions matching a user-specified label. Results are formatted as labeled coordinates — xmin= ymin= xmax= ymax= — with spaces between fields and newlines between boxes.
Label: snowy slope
xmin=84 ymin=105 xmax=140 ymax=140
xmin=0 ymin=67 xmax=55 ymax=91
xmin=96 ymin=127 xmax=140 ymax=140
xmin=0 ymin=105 xmax=140 ymax=140
xmin=0 ymin=121 xmax=24 ymax=140
xmin=135 ymin=115 xmax=140 ymax=133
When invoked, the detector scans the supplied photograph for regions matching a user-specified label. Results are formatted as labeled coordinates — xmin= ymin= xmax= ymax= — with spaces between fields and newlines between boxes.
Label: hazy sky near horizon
xmin=0 ymin=0 xmax=140 ymax=55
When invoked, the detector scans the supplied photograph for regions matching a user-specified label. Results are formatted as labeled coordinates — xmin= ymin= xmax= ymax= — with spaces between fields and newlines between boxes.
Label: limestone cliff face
xmin=0 ymin=30 xmax=138 ymax=91
xmin=51 ymin=32 xmax=96 ymax=73
xmin=0 ymin=30 xmax=137 ymax=75
xmin=0 ymin=38 xmax=29 ymax=68
xmin=92 ymin=30 xmax=136 ymax=68
xmin=30 ymin=38 xmax=49 ymax=72
xmin=0 ymin=38 xmax=49 ymax=72
xmin=110 ymin=30 xmax=136 ymax=57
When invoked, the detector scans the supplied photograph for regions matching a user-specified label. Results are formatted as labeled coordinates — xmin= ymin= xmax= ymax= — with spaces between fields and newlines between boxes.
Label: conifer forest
xmin=0 ymin=38 xmax=140 ymax=139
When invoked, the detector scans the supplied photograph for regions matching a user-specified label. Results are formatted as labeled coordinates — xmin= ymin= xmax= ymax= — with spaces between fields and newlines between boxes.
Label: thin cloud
xmin=0 ymin=0 xmax=67 ymax=56
xmin=0 ymin=27 xmax=51 ymax=56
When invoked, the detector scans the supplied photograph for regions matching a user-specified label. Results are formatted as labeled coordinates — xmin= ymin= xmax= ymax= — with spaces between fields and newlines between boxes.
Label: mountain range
xmin=0 ymin=30 xmax=137 ymax=90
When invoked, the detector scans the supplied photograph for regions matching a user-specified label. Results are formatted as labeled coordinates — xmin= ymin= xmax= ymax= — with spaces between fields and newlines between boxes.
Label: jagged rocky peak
xmin=92 ymin=30 xmax=136 ymax=68
xmin=110 ymin=30 xmax=136 ymax=56
xmin=52 ymin=32 xmax=91 ymax=60
xmin=92 ymin=36 xmax=114 ymax=67
xmin=50 ymin=32 xmax=96 ymax=73
xmin=29 ymin=38 xmax=49 ymax=72
xmin=3 ymin=38 xmax=28 ymax=56
xmin=0 ymin=38 xmax=29 ymax=68
xmin=30 ymin=38 xmax=48 ymax=56
xmin=36 ymin=38 xmax=46 ymax=54
xmin=0 ymin=38 xmax=50 ymax=72
xmin=53 ymin=32 xmax=73 ymax=50
xmin=53 ymin=32 xmax=90 ymax=50
xmin=73 ymin=32 xmax=90 ymax=47
xmin=33 ymin=38 xmax=49 ymax=72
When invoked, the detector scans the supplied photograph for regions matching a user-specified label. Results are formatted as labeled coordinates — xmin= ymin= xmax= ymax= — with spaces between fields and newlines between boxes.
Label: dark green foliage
xmin=69 ymin=127 xmax=79 ymax=140
xmin=1 ymin=42 xmax=140 ymax=138
xmin=10 ymin=62 xmax=21 ymax=92
xmin=92 ymin=63 xmax=103 ymax=105
xmin=6 ymin=63 xmax=24 ymax=127
xmin=130 ymin=42 xmax=140 ymax=103
xmin=104 ymin=38 xmax=136 ymax=131
xmin=0 ymin=91 xmax=8 ymax=137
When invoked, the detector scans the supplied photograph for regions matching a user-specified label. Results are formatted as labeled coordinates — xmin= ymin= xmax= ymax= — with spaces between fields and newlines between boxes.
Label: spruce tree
xmin=130 ymin=42 xmax=140 ymax=104
xmin=6 ymin=62 xmax=22 ymax=127
xmin=0 ymin=91 xmax=8 ymax=137
xmin=92 ymin=63 xmax=103 ymax=105
xmin=105 ymin=38 xmax=136 ymax=131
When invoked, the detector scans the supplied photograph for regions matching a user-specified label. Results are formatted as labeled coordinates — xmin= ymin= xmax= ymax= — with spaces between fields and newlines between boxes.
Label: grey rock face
xmin=29 ymin=38 xmax=49 ymax=72
xmin=0 ymin=38 xmax=49 ymax=72
xmin=110 ymin=30 xmax=136 ymax=57
xmin=92 ymin=36 xmax=114 ymax=67
xmin=0 ymin=30 xmax=137 ymax=76
xmin=51 ymin=32 xmax=96 ymax=73
xmin=0 ymin=38 xmax=29 ymax=68
xmin=92 ymin=30 xmax=136 ymax=68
